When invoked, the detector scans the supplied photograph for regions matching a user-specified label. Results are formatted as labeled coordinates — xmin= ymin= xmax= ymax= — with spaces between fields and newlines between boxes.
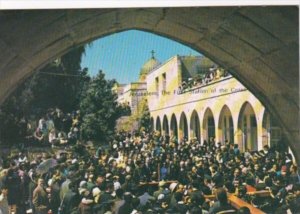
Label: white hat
xmin=47 ymin=178 xmax=53 ymax=187
xmin=158 ymin=194 xmax=165 ymax=200
xmin=92 ymin=187 xmax=101 ymax=197
xmin=106 ymin=173 xmax=112 ymax=179
xmin=79 ymin=180 xmax=87 ymax=188
xmin=126 ymin=166 xmax=131 ymax=173
xmin=169 ymin=182 xmax=178 ymax=192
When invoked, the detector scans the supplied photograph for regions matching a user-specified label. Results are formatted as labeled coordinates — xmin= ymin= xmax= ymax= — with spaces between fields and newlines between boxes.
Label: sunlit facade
xmin=115 ymin=54 xmax=284 ymax=152
xmin=145 ymin=55 xmax=283 ymax=152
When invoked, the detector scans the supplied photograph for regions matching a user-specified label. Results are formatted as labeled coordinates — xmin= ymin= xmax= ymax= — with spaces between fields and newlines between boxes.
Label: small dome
xmin=139 ymin=51 xmax=160 ymax=81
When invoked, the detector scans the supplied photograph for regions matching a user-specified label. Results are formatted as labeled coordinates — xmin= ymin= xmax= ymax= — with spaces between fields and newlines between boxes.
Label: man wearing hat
xmin=113 ymin=175 xmax=121 ymax=191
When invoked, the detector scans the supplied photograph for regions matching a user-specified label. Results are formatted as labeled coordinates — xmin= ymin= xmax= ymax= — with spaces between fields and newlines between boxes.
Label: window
xmin=162 ymin=73 xmax=166 ymax=92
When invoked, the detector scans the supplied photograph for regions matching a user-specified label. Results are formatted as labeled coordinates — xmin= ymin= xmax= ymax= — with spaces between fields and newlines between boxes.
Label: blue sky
xmin=81 ymin=30 xmax=201 ymax=84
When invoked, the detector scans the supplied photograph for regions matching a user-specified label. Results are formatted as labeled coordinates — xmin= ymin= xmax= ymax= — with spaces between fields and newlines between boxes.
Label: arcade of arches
xmin=0 ymin=7 xmax=298 ymax=162
xmin=151 ymin=101 xmax=284 ymax=153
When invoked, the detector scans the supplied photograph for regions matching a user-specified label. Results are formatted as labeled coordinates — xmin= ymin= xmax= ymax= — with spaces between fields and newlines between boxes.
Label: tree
xmin=0 ymin=46 xmax=88 ymax=145
xmin=139 ymin=99 xmax=151 ymax=132
xmin=115 ymin=97 xmax=150 ymax=133
xmin=29 ymin=46 xmax=89 ymax=113
xmin=80 ymin=70 xmax=126 ymax=143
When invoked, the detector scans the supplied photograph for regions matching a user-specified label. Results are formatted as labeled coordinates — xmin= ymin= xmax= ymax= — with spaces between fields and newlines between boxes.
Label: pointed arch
xmin=190 ymin=110 xmax=200 ymax=141
xmin=162 ymin=115 xmax=169 ymax=136
xmin=237 ymin=102 xmax=258 ymax=151
xmin=170 ymin=114 xmax=178 ymax=140
xmin=218 ymin=105 xmax=234 ymax=144
xmin=179 ymin=112 xmax=189 ymax=141
xmin=203 ymin=107 xmax=215 ymax=142
xmin=156 ymin=116 xmax=161 ymax=134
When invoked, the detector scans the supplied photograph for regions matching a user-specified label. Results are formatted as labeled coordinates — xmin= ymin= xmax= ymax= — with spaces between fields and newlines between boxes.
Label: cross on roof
xmin=151 ymin=50 xmax=155 ymax=58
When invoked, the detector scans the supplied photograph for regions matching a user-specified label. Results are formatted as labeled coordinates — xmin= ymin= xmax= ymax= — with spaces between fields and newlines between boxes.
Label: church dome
xmin=139 ymin=51 xmax=160 ymax=81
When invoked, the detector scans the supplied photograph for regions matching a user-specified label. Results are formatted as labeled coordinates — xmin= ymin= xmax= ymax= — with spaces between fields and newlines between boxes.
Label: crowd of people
xmin=178 ymin=67 xmax=230 ymax=94
xmin=0 ymin=128 xmax=299 ymax=214
xmin=23 ymin=108 xmax=82 ymax=148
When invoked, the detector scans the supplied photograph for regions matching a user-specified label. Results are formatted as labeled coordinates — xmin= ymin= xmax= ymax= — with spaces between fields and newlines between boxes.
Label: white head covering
xmin=169 ymin=182 xmax=178 ymax=192
xmin=92 ymin=187 xmax=101 ymax=197
xmin=158 ymin=194 xmax=165 ymax=200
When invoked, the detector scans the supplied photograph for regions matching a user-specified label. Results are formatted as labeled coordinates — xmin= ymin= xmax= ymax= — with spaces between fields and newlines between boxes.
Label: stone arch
xmin=179 ymin=112 xmax=188 ymax=141
xmin=237 ymin=102 xmax=258 ymax=151
xmin=162 ymin=115 xmax=169 ymax=136
xmin=156 ymin=116 xmax=161 ymax=134
xmin=190 ymin=110 xmax=200 ymax=141
xmin=202 ymin=107 xmax=215 ymax=142
xmin=0 ymin=8 xmax=298 ymax=164
xmin=170 ymin=113 xmax=178 ymax=140
xmin=218 ymin=105 xmax=234 ymax=144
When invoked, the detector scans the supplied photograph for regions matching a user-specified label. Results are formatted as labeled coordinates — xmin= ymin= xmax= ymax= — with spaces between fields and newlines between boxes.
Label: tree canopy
xmin=79 ymin=70 xmax=127 ymax=143
xmin=0 ymin=46 xmax=89 ymax=144
xmin=0 ymin=46 xmax=132 ymax=146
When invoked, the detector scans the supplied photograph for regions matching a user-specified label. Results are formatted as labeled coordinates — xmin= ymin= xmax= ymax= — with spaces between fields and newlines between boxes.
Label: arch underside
xmin=0 ymin=7 xmax=298 ymax=163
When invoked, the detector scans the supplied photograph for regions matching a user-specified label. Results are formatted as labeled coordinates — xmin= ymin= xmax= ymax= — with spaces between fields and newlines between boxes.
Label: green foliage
xmin=0 ymin=46 xmax=88 ymax=145
xmin=139 ymin=99 xmax=151 ymax=132
xmin=115 ymin=98 xmax=150 ymax=133
xmin=79 ymin=70 xmax=127 ymax=143
xmin=0 ymin=45 xmax=129 ymax=145
xmin=30 ymin=46 xmax=89 ymax=112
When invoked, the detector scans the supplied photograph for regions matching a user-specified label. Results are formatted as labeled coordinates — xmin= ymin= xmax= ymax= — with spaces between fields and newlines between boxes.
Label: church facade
xmin=117 ymin=54 xmax=284 ymax=152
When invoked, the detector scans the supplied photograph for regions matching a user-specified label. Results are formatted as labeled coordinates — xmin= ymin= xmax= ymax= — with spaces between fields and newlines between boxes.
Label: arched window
xmin=203 ymin=108 xmax=215 ymax=142
xmin=190 ymin=110 xmax=200 ymax=141
xmin=179 ymin=112 xmax=189 ymax=141
xmin=237 ymin=102 xmax=257 ymax=151
xmin=218 ymin=105 xmax=234 ymax=144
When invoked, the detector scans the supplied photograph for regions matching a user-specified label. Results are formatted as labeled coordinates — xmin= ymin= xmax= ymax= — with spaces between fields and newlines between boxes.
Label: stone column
xmin=256 ymin=117 xmax=264 ymax=151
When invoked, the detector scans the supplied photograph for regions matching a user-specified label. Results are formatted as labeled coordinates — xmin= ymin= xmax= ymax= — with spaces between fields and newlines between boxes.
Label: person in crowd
xmin=32 ymin=178 xmax=49 ymax=214
xmin=27 ymin=171 xmax=37 ymax=214
xmin=58 ymin=131 xmax=68 ymax=145
xmin=111 ymin=188 xmax=124 ymax=214
xmin=5 ymin=161 xmax=21 ymax=214
xmin=46 ymin=114 xmax=55 ymax=134
xmin=289 ymin=164 xmax=300 ymax=185
xmin=118 ymin=192 xmax=134 ymax=214
xmin=208 ymin=187 xmax=236 ymax=214
xmin=34 ymin=128 xmax=46 ymax=144
xmin=48 ymin=174 xmax=61 ymax=214
xmin=0 ymin=186 xmax=9 ymax=214
xmin=49 ymin=129 xmax=59 ymax=146
xmin=38 ymin=117 xmax=47 ymax=135
xmin=60 ymin=182 xmax=80 ymax=214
